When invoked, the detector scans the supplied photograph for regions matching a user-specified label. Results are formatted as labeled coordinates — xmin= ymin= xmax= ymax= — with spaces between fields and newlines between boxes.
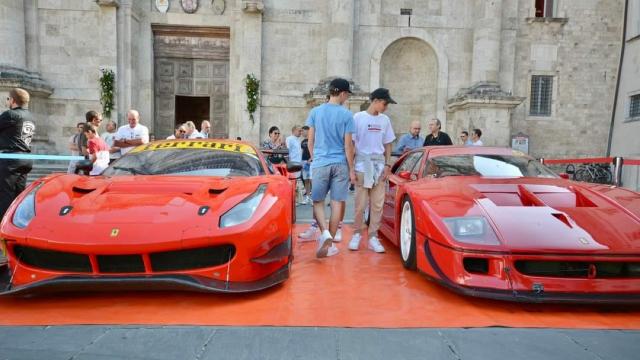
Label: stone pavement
xmin=0 ymin=326 xmax=638 ymax=360
xmin=295 ymin=188 xmax=356 ymax=223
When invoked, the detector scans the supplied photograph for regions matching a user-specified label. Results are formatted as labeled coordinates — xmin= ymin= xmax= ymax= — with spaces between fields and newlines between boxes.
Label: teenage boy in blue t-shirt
xmin=306 ymin=78 xmax=356 ymax=258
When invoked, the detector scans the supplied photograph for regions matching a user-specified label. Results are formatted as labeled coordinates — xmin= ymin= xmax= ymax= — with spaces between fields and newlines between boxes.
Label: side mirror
xmin=75 ymin=159 xmax=93 ymax=175
xmin=286 ymin=161 xmax=302 ymax=174
xmin=398 ymin=171 xmax=412 ymax=180
xmin=559 ymin=173 xmax=570 ymax=179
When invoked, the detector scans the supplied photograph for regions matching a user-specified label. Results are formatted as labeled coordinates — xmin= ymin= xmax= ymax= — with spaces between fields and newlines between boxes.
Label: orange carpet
xmin=1 ymin=225 xmax=639 ymax=329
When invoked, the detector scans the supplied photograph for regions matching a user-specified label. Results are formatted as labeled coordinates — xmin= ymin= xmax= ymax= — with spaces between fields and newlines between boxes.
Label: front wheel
xmin=399 ymin=196 xmax=417 ymax=270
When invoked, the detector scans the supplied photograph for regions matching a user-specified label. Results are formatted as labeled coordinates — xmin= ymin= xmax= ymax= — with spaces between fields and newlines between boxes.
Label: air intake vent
xmin=515 ymin=261 xmax=640 ymax=278
xmin=72 ymin=186 xmax=96 ymax=194
xmin=14 ymin=245 xmax=92 ymax=273
xmin=97 ymin=254 xmax=145 ymax=273
xmin=463 ymin=258 xmax=489 ymax=274
xmin=150 ymin=245 xmax=235 ymax=272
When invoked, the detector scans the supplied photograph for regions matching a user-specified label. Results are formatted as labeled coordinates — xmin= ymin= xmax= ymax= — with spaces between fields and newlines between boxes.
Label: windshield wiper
xmin=111 ymin=166 xmax=149 ymax=175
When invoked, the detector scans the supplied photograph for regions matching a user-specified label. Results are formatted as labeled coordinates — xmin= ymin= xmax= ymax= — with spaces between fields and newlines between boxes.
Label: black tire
xmin=398 ymin=196 xmax=417 ymax=270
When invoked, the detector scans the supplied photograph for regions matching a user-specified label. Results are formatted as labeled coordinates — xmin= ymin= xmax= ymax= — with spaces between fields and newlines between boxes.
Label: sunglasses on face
xmin=273 ymin=132 xmax=280 ymax=135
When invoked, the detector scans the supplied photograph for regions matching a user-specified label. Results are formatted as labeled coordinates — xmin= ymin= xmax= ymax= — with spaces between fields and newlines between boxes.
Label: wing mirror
xmin=75 ymin=159 xmax=93 ymax=175
xmin=286 ymin=161 xmax=302 ymax=179
xmin=286 ymin=161 xmax=302 ymax=173
xmin=398 ymin=171 xmax=412 ymax=180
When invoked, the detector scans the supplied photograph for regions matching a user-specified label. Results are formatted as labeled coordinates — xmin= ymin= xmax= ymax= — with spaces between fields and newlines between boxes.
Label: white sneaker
xmin=326 ymin=244 xmax=339 ymax=257
xmin=368 ymin=236 xmax=385 ymax=253
xmin=298 ymin=224 xmax=318 ymax=242
xmin=348 ymin=233 xmax=361 ymax=251
xmin=333 ymin=228 xmax=343 ymax=243
xmin=305 ymin=195 xmax=312 ymax=205
xmin=316 ymin=230 xmax=333 ymax=258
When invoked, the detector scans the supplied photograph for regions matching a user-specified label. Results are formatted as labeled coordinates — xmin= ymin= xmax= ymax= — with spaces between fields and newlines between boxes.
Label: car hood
xmin=411 ymin=177 xmax=640 ymax=254
xmin=23 ymin=175 xmax=274 ymax=247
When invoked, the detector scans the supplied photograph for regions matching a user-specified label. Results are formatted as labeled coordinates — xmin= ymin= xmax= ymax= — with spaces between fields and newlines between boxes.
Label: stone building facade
xmin=610 ymin=0 xmax=640 ymax=190
xmin=0 ymin=0 xmax=625 ymax=159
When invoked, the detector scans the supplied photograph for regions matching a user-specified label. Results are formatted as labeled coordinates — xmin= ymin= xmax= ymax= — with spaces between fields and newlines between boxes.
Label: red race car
xmin=380 ymin=146 xmax=640 ymax=303
xmin=0 ymin=139 xmax=300 ymax=295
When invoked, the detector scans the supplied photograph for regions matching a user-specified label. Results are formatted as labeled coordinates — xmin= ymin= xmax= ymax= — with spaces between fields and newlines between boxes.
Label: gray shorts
xmin=311 ymin=163 xmax=349 ymax=202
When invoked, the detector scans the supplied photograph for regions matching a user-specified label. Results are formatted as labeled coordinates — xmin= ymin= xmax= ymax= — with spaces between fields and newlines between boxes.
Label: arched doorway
xmin=380 ymin=38 xmax=438 ymax=138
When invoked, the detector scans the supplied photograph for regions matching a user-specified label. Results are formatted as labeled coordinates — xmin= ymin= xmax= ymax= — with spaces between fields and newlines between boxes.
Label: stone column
xmin=326 ymin=0 xmax=354 ymax=78
xmin=24 ymin=0 xmax=40 ymax=72
xmin=0 ymin=0 xmax=26 ymax=69
xmin=116 ymin=0 xmax=132 ymax=123
xmin=471 ymin=0 xmax=502 ymax=84
xmin=234 ymin=1 xmax=264 ymax=143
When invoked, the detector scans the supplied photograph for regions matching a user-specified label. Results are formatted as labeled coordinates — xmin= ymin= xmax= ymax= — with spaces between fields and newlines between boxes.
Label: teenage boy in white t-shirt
xmin=113 ymin=109 xmax=149 ymax=155
xmin=348 ymin=88 xmax=396 ymax=253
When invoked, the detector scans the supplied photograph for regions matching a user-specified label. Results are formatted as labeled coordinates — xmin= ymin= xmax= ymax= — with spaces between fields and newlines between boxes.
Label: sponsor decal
xmin=110 ymin=228 xmax=119 ymax=237
xmin=130 ymin=140 xmax=256 ymax=155
xmin=578 ymin=237 xmax=589 ymax=245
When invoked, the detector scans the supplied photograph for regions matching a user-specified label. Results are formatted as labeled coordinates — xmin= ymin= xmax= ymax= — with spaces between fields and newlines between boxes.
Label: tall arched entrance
xmin=380 ymin=38 xmax=438 ymax=136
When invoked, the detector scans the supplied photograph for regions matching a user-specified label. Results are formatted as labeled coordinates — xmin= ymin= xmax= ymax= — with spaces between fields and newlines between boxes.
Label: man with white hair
xmin=113 ymin=109 xmax=149 ymax=155
xmin=184 ymin=121 xmax=205 ymax=139
xmin=200 ymin=120 xmax=211 ymax=138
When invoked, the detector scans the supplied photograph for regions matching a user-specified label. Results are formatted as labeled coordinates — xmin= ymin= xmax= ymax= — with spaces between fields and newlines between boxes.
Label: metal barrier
xmin=0 ymin=153 xmax=85 ymax=161
xmin=539 ymin=156 xmax=640 ymax=187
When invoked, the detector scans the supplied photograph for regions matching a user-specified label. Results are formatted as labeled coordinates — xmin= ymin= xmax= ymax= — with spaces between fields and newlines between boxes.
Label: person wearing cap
xmin=423 ymin=118 xmax=453 ymax=146
xmin=348 ymin=88 xmax=396 ymax=253
xmin=394 ymin=120 xmax=424 ymax=153
xmin=306 ymin=78 xmax=356 ymax=258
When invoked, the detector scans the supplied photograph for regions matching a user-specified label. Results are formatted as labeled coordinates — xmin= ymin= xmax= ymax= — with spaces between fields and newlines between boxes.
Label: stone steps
xmin=27 ymin=162 xmax=70 ymax=184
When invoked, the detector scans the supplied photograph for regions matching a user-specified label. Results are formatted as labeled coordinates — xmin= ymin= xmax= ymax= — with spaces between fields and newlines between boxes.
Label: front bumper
xmin=423 ymin=240 xmax=640 ymax=304
xmin=428 ymin=276 xmax=640 ymax=304
xmin=0 ymin=260 xmax=290 ymax=296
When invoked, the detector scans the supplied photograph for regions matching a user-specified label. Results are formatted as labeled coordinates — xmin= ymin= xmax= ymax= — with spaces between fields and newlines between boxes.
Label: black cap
xmin=329 ymin=78 xmax=352 ymax=94
xmin=369 ymin=88 xmax=397 ymax=104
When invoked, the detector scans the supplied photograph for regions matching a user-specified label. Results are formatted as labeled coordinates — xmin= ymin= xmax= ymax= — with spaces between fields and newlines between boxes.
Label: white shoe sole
xmin=368 ymin=245 xmax=385 ymax=253
xmin=316 ymin=237 xmax=333 ymax=258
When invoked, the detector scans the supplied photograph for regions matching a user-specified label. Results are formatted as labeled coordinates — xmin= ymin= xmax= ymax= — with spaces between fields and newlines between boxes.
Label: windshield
xmin=102 ymin=147 xmax=265 ymax=177
xmin=427 ymin=154 xmax=557 ymax=178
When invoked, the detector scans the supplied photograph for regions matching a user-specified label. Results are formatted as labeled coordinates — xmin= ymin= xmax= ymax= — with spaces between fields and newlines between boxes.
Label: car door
xmin=382 ymin=151 xmax=424 ymax=235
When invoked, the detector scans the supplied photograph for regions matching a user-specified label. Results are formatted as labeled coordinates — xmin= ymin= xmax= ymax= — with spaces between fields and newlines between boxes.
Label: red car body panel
xmin=380 ymin=146 xmax=640 ymax=303
xmin=0 ymin=140 xmax=297 ymax=295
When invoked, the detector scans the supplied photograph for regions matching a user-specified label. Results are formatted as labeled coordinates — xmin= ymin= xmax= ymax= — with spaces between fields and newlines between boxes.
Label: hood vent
xmin=209 ymin=187 xmax=227 ymax=195
xmin=72 ymin=186 xmax=96 ymax=194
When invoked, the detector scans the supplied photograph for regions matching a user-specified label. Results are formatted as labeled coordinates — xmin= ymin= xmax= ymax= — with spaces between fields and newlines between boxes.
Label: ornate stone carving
xmin=212 ymin=0 xmax=226 ymax=15
xmin=0 ymin=65 xmax=53 ymax=97
xmin=447 ymin=81 xmax=525 ymax=110
xmin=242 ymin=0 xmax=264 ymax=13
xmin=95 ymin=0 xmax=120 ymax=7
xmin=181 ymin=0 xmax=199 ymax=14
xmin=303 ymin=77 xmax=368 ymax=109
xmin=155 ymin=0 xmax=169 ymax=13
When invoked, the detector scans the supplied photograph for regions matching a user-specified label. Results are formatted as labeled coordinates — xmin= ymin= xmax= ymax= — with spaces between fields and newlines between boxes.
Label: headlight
xmin=443 ymin=216 xmax=500 ymax=246
xmin=219 ymin=184 xmax=267 ymax=228
xmin=12 ymin=182 xmax=43 ymax=229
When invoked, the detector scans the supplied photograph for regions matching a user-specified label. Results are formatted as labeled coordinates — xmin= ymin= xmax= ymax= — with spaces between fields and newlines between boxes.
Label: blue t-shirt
xmin=306 ymin=103 xmax=355 ymax=169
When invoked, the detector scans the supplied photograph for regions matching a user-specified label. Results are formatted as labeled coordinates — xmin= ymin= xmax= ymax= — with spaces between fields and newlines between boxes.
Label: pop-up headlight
xmin=443 ymin=216 xmax=500 ymax=246
xmin=219 ymin=184 xmax=267 ymax=228
xmin=12 ymin=182 xmax=43 ymax=229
